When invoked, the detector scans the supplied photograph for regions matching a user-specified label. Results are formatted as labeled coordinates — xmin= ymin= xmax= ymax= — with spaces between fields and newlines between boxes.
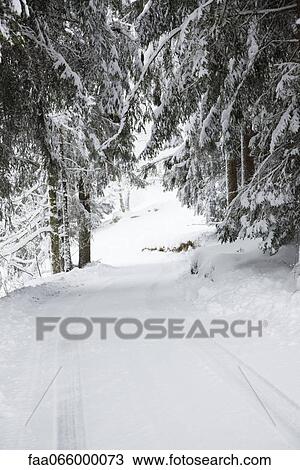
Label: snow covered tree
xmin=218 ymin=2 xmax=300 ymax=255
xmin=0 ymin=0 xmax=140 ymax=281
xmin=135 ymin=0 xmax=300 ymax=261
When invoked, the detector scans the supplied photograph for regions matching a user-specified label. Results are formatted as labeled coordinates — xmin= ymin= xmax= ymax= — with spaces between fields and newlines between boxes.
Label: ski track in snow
xmin=0 ymin=185 xmax=299 ymax=449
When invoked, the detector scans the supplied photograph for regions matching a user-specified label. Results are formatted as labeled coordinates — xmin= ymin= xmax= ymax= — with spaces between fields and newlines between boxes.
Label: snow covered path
xmin=0 ymin=186 xmax=299 ymax=449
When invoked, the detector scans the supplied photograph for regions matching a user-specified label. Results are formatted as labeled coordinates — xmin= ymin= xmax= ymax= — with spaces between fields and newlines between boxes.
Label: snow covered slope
xmin=91 ymin=183 xmax=211 ymax=266
xmin=0 ymin=184 xmax=299 ymax=449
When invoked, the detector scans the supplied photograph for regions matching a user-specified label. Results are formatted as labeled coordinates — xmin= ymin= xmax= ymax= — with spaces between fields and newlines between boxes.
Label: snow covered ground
xmin=0 ymin=183 xmax=299 ymax=449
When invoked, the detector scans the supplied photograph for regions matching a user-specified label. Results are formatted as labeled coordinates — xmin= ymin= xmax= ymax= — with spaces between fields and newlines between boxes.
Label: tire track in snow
xmin=53 ymin=286 xmax=90 ymax=450
xmin=215 ymin=341 xmax=300 ymax=448
xmin=55 ymin=341 xmax=86 ymax=449
xmin=143 ymin=263 xmax=300 ymax=448
xmin=18 ymin=326 xmax=58 ymax=448
xmin=187 ymin=339 xmax=300 ymax=448
xmin=170 ymin=264 xmax=300 ymax=448
xmin=131 ymin=263 xmax=282 ymax=448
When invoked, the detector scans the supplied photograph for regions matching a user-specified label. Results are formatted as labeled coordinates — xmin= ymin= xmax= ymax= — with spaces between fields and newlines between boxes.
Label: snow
xmin=0 ymin=20 xmax=10 ymax=41
xmin=136 ymin=0 xmax=153 ymax=25
xmin=0 ymin=184 xmax=299 ymax=449
xmin=247 ymin=22 xmax=258 ymax=61
xmin=92 ymin=184 xmax=206 ymax=266
xmin=270 ymin=104 xmax=293 ymax=152
xmin=10 ymin=0 xmax=22 ymax=16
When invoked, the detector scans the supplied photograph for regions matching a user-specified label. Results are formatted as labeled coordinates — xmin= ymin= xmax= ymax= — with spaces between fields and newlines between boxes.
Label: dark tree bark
xmin=61 ymin=171 xmax=73 ymax=272
xmin=39 ymin=107 xmax=61 ymax=274
xmin=241 ymin=126 xmax=255 ymax=187
xmin=119 ymin=185 xmax=126 ymax=212
xmin=57 ymin=203 xmax=65 ymax=271
xmin=297 ymin=0 xmax=300 ymax=41
xmin=78 ymin=177 xmax=91 ymax=268
xmin=226 ymin=156 xmax=238 ymax=206
xmin=48 ymin=161 xmax=61 ymax=274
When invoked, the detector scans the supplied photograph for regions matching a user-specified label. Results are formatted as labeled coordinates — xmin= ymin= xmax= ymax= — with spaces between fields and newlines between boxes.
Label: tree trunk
xmin=39 ymin=108 xmax=61 ymax=274
xmin=241 ymin=126 xmax=255 ymax=187
xmin=48 ymin=161 xmax=61 ymax=274
xmin=294 ymin=231 xmax=300 ymax=291
xmin=295 ymin=0 xmax=300 ymax=289
xmin=126 ymin=189 xmax=130 ymax=211
xmin=78 ymin=177 xmax=91 ymax=268
xmin=226 ymin=156 xmax=238 ymax=206
xmin=58 ymin=204 xmax=65 ymax=271
xmin=61 ymin=172 xmax=73 ymax=272
xmin=119 ymin=186 xmax=126 ymax=212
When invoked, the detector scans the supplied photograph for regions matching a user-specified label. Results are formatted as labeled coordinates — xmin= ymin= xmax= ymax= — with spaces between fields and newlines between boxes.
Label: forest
xmin=0 ymin=0 xmax=299 ymax=292
xmin=1 ymin=0 xmax=300 ymax=454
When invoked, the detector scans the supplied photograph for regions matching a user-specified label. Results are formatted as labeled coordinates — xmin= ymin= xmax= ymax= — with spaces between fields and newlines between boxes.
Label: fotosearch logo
xmin=36 ymin=317 xmax=266 ymax=341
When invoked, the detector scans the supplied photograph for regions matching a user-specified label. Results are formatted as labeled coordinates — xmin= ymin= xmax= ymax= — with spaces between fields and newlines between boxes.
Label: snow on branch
xmin=21 ymin=20 xmax=92 ymax=104
xmin=1 ymin=226 xmax=51 ymax=258
xmin=99 ymin=0 xmax=215 ymax=154
xmin=239 ymin=4 xmax=297 ymax=16
xmin=139 ymin=142 xmax=186 ymax=175
xmin=221 ymin=30 xmax=263 ymax=137
xmin=9 ymin=0 xmax=29 ymax=16
xmin=136 ymin=0 xmax=153 ymax=25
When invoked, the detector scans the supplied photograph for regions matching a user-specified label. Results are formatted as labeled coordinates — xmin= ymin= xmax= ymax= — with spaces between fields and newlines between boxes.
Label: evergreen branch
xmin=99 ymin=0 xmax=215 ymax=154
xmin=239 ymin=4 xmax=297 ymax=16
xmin=139 ymin=142 xmax=186 ymax=175
xmin=136 ymin=0 xmax=153 ymax=25
xmin=20 ymin=20 xmax=90 ymax=104
xmin=222 ymin=140 xmax=294 ymax=224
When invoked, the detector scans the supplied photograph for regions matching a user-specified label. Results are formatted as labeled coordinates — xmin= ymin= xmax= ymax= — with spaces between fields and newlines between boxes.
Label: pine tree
xmin=218 ymin=2 xmax=300 ymax=255
xmin=135 ymin=0 xmax=300 ymax=259
xmin=0 ymin=0 xmax=140 ymax=279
